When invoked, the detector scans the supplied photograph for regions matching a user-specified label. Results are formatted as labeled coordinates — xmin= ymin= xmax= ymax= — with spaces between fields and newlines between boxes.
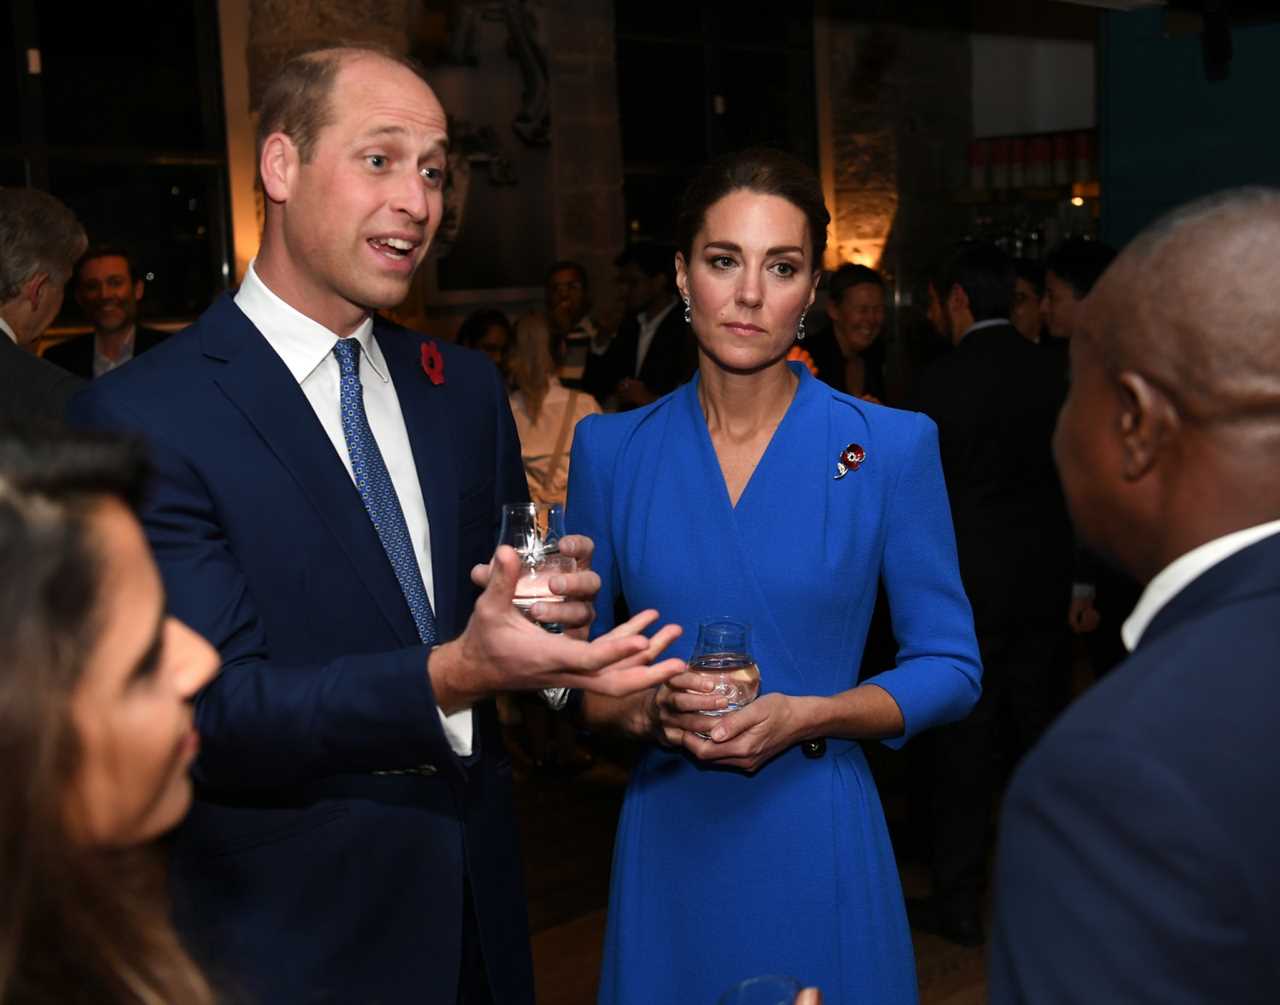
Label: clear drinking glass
xmin=688 ymin=618 xmax=760 ymax=718
xmin=717 ymin=974 xmax=803 ymax=1005
xmin=498 ymin=502 xmax=577 ymax=628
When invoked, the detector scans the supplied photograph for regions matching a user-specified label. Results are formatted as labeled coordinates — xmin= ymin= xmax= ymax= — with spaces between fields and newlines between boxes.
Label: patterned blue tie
xmin=332 ymin=337 xmax=439 ymax=646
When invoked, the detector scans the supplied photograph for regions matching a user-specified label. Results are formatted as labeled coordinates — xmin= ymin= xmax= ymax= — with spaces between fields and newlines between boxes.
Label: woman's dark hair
xmin=674 ymin=147 xmax=830 ymax=269
xmin=455 ymin=308 xmax=513 ymax=351
xmin=0 ymin=424 xmax=214 ymax=1004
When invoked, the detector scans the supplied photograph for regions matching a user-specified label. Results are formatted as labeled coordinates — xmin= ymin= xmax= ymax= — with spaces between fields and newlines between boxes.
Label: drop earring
xmin=683 ymin=296 xmax=692 ymax=324
xmin=797 ymin=311 xmax=807 ymax=341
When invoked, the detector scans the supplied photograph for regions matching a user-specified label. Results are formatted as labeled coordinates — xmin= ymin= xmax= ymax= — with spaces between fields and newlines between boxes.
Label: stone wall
xmin=822 ymin=18 xmax=972 ymax=295
xmin=543 ymin=0 xmax=626 ymax=328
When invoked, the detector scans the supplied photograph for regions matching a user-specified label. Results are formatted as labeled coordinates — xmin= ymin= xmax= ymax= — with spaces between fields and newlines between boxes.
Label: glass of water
xmin=498 ymin=502 xmax=576 ymax=629
xmin=688 ymin=618 xmax=760 ymax=718
xmin=717 ymin=974 xmax=803 ymax=1005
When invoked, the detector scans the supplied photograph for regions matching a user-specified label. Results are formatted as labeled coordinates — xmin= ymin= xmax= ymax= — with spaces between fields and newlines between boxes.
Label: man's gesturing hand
xmin=469 ymin=533 xmax=599 ymax=639
xmin=435 ymin=544 xmax=684 ymax=712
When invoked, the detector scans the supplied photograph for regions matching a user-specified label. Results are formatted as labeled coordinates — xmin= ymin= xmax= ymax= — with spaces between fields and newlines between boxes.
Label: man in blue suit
xmin=72 ymin=46 xmax=681 ymax=1004
xmin=990 ymin=188 xmax=1280 ymax=1002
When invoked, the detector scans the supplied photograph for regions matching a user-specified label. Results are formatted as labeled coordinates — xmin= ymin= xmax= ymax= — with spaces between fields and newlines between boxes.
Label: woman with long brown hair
xmin=0 ymin=426 xmax=217 ymax=1004
xmin=507 ymin=312 xmax=600 ymax=506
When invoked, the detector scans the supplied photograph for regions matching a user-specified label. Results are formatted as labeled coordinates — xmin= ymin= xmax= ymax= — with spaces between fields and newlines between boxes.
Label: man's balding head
xmin=1054 ymin=188 xmax=1280 ymax=583
xmin=1106 ymin=188 xmax=1280 ymax=421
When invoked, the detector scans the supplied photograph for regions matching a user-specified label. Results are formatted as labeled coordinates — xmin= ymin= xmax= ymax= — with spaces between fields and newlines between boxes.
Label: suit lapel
xmin=199 ymin=296 xmax=420 ymax=647
xmin=375 ymin=321 xmax=461 ymax=637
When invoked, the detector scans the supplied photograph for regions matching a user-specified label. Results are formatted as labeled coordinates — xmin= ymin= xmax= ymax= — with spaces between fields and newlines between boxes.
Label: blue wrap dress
xmin=566 ymin=364 xmax=982 ymax=1005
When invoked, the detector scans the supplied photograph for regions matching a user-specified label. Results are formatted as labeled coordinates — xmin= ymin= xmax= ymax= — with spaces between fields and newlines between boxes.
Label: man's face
xmin=76 ymin=255 xmax=142 ymax=337
xmin=1042 ymin=270 xmax=1082 ymax=340
xmin=547 ymin=267 xmax=587 ymax=331
xmin=926 ymin=284 xmax=950 ymax=341
xmin=276 ymin=56 xmax=449 ymax=328
xmin=618 ymin=263 xmax=665 ymax=316
xmin=827 ymin=282 xmax=886 ymax=352
xmin=1011 ymin=276 xmax=1043 ymax=343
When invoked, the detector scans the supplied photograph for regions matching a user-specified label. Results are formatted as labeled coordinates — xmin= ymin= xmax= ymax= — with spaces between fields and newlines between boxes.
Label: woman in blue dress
xmin=567 ymin=148 xmax=982 ymax=1004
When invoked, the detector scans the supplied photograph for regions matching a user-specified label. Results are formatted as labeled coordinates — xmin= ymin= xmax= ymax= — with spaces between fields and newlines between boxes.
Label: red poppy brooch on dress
xmin=420 ymin=341 xmax=445 ymax=385
xmin=834 ymin=443 xmax=865 ymax=480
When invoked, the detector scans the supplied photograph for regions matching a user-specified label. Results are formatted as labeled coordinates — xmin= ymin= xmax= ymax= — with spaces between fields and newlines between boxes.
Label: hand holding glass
xmin=498 ymin=503 xmax=577 ymax=627
xmin=688 ymin=618 xmax=760 ymax=717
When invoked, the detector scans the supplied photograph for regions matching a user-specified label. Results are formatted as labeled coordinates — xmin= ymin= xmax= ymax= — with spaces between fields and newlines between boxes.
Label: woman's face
xmin=676 ymin=189 xmax=819 ymax=375
xmin=66 ymin=499 xmax=218 ymax=847
xmin=478 ymin=324 xmax=510 ymax=369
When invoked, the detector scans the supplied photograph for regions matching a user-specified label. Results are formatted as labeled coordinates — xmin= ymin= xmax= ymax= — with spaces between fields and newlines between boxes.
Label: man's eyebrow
xmin=360 ymin=125 xmax=449 ymax=155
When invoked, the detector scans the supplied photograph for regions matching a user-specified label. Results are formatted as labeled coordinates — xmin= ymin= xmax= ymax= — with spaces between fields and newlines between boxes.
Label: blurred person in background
xmin=802 ymin=263 xmax=888 ymax=401
xmin=44 ymin=246 xmax=170 ymax=379
xmin=0 ymin=188 xmax=87 ymax=421
xmin=508 ymin=312 xmax=600 ymax=506
xmin=1010 ymin=258 xmax=1046 ymax=344
xmin=0 ymin=425 xmax=217 ymax=1004
xmin=910 ymin=241 xmax=1074 ymax=947
xmin=583 ymin=242 xmax=696 ymax=409
xmin=545 ymin=260 xmax=604 ymax=388
xmin=1043 ymin=237 xmax=1138 ymax=676
xmin=456 ymin=307 xmax=513 ymax=373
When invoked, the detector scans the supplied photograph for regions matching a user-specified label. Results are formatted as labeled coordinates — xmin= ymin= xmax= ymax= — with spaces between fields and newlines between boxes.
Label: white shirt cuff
xmin=438 ymin=706 xmax=474 ymax=757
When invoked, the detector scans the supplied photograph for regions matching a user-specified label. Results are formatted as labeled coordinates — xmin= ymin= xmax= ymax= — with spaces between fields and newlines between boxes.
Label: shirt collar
xmin=234 ymin=260 xmax=385 ymax=386
xmin=961 ymin=318 xmax=1011 ymax=339
xmin=0 ymin=317 xmax=16 ymax=345
xmin=1121 ymin=518 xmax=1280 ymax=651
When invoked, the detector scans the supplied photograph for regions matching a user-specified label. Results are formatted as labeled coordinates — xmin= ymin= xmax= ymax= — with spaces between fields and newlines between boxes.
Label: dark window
xmin=615 ymin=0 xmax=817 ymax=243
xmin=2 ymin=0 xmax=231 ymax=325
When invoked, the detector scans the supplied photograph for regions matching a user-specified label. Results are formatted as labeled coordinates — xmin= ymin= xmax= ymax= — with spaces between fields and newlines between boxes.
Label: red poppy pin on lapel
xmin=834 ymin=443 xmax=865 ymax=480
xmin=420 ymin=342 xmax=444 ymax=385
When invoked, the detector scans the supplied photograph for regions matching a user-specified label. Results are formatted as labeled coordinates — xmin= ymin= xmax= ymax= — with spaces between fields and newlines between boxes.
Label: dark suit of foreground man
xmin=72 ymin=47 xmax=678 ymax=1005
xmin=990 ymin=188 xmax=1280 ymax=1002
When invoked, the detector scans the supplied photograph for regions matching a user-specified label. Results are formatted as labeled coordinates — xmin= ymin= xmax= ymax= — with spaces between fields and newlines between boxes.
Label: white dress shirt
xmin=235 ymin=262 xmax=473 ymax=755
xmin=635 ymin=297 xmax=679 ymax=376
xmin=0 ymin=317 xmax=17 ymax=344
xmin=1121 ymin=518 xmax=1280 ymax=651
xmin=93 ymin=325 xmax=136 ymax=378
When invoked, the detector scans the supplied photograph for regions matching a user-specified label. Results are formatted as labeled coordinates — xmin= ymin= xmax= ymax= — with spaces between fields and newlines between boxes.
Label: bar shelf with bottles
xmin=958 ymin=130 xmax=1100 ymax=259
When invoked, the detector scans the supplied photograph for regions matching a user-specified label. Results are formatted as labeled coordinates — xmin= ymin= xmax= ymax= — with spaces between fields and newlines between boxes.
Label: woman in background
xmin=0 ymin=427 xmax=218 ymax=1004
xmin=568 ymin=149 xmax=981 ymax=1003
xmin=455 ymin=307 xmax=513 ymax=371
xmin=508 ymin=312 xmax=600 ymax=506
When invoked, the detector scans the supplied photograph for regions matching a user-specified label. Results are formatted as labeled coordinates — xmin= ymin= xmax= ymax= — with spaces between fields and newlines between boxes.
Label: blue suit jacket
xmin=71 ymin=295 xmax=534 ymax=1004
xmin=990 ymin=531 xmax=1280 ymax=1003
